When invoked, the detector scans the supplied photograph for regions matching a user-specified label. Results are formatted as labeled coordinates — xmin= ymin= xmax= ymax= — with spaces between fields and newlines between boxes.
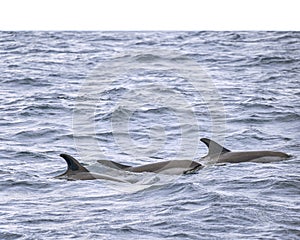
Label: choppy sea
xmin=0 ymin=32 xmax=299 ymax=239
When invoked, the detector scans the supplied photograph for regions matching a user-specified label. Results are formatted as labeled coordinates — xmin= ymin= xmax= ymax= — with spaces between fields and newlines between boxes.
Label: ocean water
xmin=0 ymin=31 xmax=299 ymax=239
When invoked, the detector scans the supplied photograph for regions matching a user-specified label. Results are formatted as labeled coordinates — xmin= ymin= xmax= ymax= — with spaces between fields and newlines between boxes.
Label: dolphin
xmin=56 ymin=154 xmax=203 ymax=181
xmin=97 ymin=159 xmax=203 ymax=175
xmin=55 ymin=154 xmax=126 ymax=182
xmin=200 ymin=138 xmax=290 ymax=163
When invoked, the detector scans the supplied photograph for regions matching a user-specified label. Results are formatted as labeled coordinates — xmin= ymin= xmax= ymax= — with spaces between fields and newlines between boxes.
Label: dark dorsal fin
xmin=97 ymin=160 xmax=131 ymax=170
xmin=60 ymin=154 xmax=89 ymax=172
xmin=200 ymin=138 xmax=231 ymax=156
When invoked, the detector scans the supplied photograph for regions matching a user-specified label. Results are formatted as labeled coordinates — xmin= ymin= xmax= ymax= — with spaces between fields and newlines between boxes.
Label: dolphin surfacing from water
xmin=200 ymin=138 xmax=290 ymax=163
xmin=56 ymin=154 xmax=203 ymax=181
xmin=97 ymin=159 xmax=203 ymax=175
xmin=56 ymin=154 xmax=126 ymax=181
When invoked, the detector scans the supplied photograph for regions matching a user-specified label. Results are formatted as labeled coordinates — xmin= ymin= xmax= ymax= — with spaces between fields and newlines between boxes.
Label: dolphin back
xmin=59 ymin=154 xmax=89 ymax=172
xmin=200 ymin=138 xmax=231 ymax=156
xmin=97 ymin=159 xmax=132 ymax=170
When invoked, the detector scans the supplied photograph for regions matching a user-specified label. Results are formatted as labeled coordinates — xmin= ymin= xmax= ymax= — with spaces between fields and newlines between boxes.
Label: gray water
xmin=0 ymin=32 xmax=299 ymax=239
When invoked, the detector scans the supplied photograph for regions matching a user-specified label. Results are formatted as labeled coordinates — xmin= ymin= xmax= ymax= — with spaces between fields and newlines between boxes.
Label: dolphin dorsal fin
xmin=60 ymin=154 xmax=89 ymax=172
xmin=97 ymin=160 xmax=131 ymax=170
xmin=200 ymin=138 xmax=231 ymax=156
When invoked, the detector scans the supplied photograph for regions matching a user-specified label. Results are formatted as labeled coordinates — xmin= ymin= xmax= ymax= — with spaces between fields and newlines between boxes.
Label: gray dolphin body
xmin=56 ymin=154 xmax=126 ymax=181
xmin=97 ymin=159 xmax=203 ymax=175
xmin=56 ymin=154 xmax=203 ymax=181
xmin=200 ymin=138 xmax=290 ymax=163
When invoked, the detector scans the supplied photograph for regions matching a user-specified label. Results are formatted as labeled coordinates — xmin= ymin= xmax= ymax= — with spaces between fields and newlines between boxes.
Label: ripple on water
xmin=0 ymin=31 xmax=299 ymax=240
